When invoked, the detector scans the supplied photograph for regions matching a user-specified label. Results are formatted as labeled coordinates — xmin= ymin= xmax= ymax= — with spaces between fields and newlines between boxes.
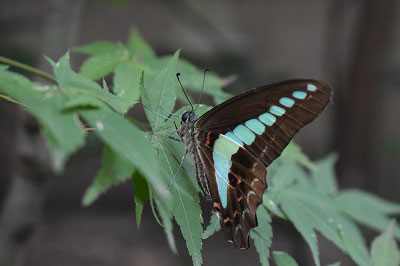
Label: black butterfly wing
xmin=193 ymin=79 xmax=332 ymax=249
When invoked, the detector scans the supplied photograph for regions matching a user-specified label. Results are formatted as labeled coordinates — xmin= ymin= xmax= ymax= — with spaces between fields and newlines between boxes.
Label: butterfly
xmin=177 ymin=79 xmax=332 ymax=249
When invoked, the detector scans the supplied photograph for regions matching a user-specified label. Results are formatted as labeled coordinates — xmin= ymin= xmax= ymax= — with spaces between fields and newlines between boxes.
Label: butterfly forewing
xmin=185 ymin=79 xmax=332 ymax=249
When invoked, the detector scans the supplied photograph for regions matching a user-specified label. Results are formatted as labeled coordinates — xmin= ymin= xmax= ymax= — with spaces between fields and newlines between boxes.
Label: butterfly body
xmin=179 ymin=79 xmax=332 ymax=249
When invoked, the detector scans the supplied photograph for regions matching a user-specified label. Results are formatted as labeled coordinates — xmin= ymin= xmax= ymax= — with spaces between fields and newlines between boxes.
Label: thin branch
xmin=0 ymin=93 xmax=24 ymax=106
xmin=0 ymin=56 xmax=58 ymax=84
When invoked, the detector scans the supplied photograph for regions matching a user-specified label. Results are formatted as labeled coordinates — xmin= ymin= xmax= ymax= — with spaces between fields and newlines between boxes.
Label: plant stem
xmin=0 ymin=93 xmax=23 ymax=106
xmin=0 ymin=56 xmax=58 ymax=84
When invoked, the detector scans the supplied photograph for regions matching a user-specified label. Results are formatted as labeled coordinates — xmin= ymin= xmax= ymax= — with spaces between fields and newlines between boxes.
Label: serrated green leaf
xmin=148 ymin=56 xmax=231 ymax=104
xmin=54 ymin=52 xmax=100 ymax=90
xmin=132 ymin=171 xmax=149 ymax=228
xmin=263 ymin=193 xmax=286 ymax=219
xmin=335 ymin=215 xmax=371 ymax=266
xmin=273 ymin=251 xmax=299 ymax=266
xmin=154 ymin=194 xmax=177 ymax=254
xmin=82 ymin=145 xmax=135 ymax=206
xmin=371 ymin=220 xmax=400 ymax=266
xmin=280 ymin=143 xmax=315 ymax=170
xmin=202 ymin=211 xmax=220 ymax=239
xmin=251 ymin=206 xmax=272 ymax=266
xmin=127 ymin=28 xmax=156 ymax=60
xmin=80 ymin=53 xmax=124 ymax=80
xmin=280 ymin=189 xmax=321 ymax=266
xmin=53 ymin=52 xmax=130 ymax=113
xmin=73 ymin=41 xmax=120 ymax=56
xmin=0 ymin=68 xmax=85 ymax=171
xmin=113 ymin=60 xmax=147 ymax=113
xmin=311 ymin=153 xmax=338 ymax=195
xmin=270 ymin=160 xmax=298 ymax=190
xmin=334 ymin=189 xmax=400 ymax=239
xmin=141 ymin=50 xmax=179 ymax=132
xmin=281 ymin=186 xmax=371 ymax=266
xmin=80 ymin=107 xmax=170 ymax=202
xmin=159 ymin=140 xmax=203 ymax=266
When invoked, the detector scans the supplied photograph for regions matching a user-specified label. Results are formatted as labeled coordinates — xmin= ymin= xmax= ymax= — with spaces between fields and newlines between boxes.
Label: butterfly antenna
xmin=142 ymin=103 xmax=173 ymax=121
xmin=194 ymin=68 xmax=209 ymax=111
xmin=176 ymin=73 xmax=194 ymax=111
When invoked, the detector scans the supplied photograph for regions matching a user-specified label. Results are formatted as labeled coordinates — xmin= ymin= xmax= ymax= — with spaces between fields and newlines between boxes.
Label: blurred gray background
xmin=1 ymin=0 xmax=400 ymax=265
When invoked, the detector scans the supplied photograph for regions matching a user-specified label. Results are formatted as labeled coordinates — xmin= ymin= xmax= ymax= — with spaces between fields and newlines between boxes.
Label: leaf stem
xmin=0 ymin=93 xmax=24 ymax=106
xmin=0 ymin=55 xmax=58 ymax=84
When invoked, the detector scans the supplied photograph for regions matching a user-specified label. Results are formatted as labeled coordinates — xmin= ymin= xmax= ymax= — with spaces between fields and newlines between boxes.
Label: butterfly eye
xmin=181 ymin=111 xmax=191 ymax=123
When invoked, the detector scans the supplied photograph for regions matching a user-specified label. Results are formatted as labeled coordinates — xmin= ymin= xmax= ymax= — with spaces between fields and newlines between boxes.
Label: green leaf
xmin=80 ymin=53 xmax=124 ymax=80
xmin=132 ymin=171 xmax=149 ymax=228
xmin=311 ymin=153 xmax=338 ymax=195
xmin=159 ymin=140 xmax=203 ymax=266
xmin=0 ymin=68 xmax=85 ymax=171
xmin=73 ymin=41 xmax=121 ymax=56
xmin=202 ymin=211 xmax=220 ymax=239
xmin=82 ymin=145 xmax=135 ymax=206
xmin=280 ymin=188 xmax=321 ymax=266
xmin=334 ymin=189 xmax=400 ymax=239
xmin=154 ymin=194 xmax=177 ymax=254
xmin=113 ymin=60 xmax=146 ymax=113
xmin=63 ymin=95 xmax=103 ymax=111
xmin=371 ymin=220 xmax=400 ymax=266
xmin=127 ymin=28 xmax=156 ymax=60
xmin=251 ymin=206 xmax=272 ymax=266
xmin=280 ymin=186 xmax=371 ymax=266
xmin=53 ymin=52 xmax=129 ymax=113
xmin=273 ymin=251 xmax=299 ymax=266
xmin=141 ymin=50 xmax=179 ymax=132
xmin=80 ymin=107 xmax=170 ymax=202
xmin=280 ymin=143 xmax=315 ymax=170
xmin=263 ymin=193 xmax=286 ymax=219
xmin=148 ymin=56 xmax=231 ymax=104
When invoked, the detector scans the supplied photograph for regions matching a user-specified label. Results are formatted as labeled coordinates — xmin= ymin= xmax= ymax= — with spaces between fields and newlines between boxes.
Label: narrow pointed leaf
xmin=81 ymin=107 xmax=170 ymax=201
xmin=82 ymin=145 xmax=135 ymax=206
xmin=132 ymin=171 xmax=149 ymax=229
xmin=311 ymin=154 xmax=338 ymax=195
xmin=251 ymin=206 xmax=272 ymax=266
xmin=273 ymin=251 xmax=299 ymax=266
xmin=80 ymin=53 xmax=124 ymax=80
xmin=113 ymin=60 xmax=145 ymax=112
xmin=202 ymin=211 xmax=220 ymax=239
xmin=371 ymin=220 xmax=400 ymax=266
xmin=127 ymin=28 xmax=156 ymax=60
xmin=141 ymin=50 xmax=179 ymax=132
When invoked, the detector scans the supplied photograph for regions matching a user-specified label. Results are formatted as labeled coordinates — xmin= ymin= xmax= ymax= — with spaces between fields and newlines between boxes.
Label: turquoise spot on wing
xmin=270 ymin=105 xmax=285 ymax=116
xmin=224 ymin=132 xmax=243 ymax=146
xmin=279 ymin=97 xmax=295 ymax=108
xmin=233 ymin=124 xmax=256 ymax=145
xmin=259 ymin=112 xmax=276 ymax=126
xmin=245 ymin=119 xmax=265 ymax=135
xmin=307 ymin=84 xmax=317 ymax=91
xmin=292 ymin=91 xmax=307 ymax=99
xmin=212 ymin=133 xmax=242 ymax=208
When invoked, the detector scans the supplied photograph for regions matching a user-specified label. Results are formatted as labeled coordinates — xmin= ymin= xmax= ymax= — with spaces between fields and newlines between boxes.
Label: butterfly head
xmin=181 ymin=110 xmax=197 ymax=124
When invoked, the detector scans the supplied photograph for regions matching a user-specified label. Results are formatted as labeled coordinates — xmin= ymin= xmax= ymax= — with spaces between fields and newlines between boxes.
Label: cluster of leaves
xmin=204 ymin=146 xmax=400 ymax=266
xmin=0 ymin=28 xmax=399 ymax=266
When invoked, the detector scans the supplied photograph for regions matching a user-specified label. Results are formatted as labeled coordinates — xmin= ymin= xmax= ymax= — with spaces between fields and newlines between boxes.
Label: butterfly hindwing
xmin=195 ymin=131 xmax=266 ymax=249
xmin=185 ymin=79 xmax=332 ymax=249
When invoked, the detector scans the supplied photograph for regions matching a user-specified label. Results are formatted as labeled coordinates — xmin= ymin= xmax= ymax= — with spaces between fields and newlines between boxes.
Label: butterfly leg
xmin=167 ymin=150 xmax=188 ymax=191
